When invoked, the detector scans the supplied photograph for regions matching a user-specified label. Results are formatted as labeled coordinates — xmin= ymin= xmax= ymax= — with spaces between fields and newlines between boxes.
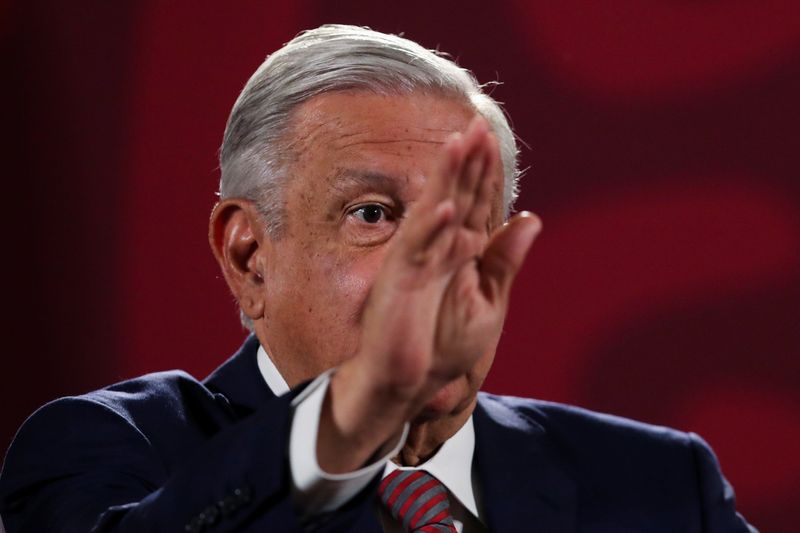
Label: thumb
xmin=480 ymin=211 xmax=542 ymax=301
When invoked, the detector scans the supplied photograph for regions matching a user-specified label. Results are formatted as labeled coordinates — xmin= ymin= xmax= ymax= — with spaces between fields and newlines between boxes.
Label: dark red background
xmin=3 ymin=1 xmax=799 ymax=529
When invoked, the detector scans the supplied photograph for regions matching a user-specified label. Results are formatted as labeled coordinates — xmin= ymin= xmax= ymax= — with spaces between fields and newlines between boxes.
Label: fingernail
xmin=435 ymin=199 xmax=455 ymax=220
xmin=519 ymin=218 xmax=541 ymax=249
xmin=518 ymin=211 xmax=542 ymax=233
xmin=518 ymin=210 xmax=540 ymax=221
xmin=447 ymin=131 xmax=463 ymax=144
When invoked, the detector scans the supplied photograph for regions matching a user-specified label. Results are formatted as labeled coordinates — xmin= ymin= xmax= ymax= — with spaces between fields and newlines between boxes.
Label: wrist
xmin=316 ymin=360 xmax=411 ymax=473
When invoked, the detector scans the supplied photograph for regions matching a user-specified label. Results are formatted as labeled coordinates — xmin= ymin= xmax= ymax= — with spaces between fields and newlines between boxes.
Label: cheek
xmin=269 ymin=221 xmax=388 ymax=322
xmin=318 ymin=249 xmax=385 ymax=324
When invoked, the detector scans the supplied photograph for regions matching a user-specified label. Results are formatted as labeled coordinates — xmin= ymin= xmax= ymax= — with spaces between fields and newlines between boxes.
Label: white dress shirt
xmin=256 ymin=346 xmax=488 ymax=532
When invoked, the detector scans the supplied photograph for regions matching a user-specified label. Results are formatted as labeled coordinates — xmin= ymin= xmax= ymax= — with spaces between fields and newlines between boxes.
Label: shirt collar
xmin=256 ymin=344 xmax=480 ymax=520
xmin=383 ymin=416 xmax=479 ymax=518
xmin=257 ymin=345 xmax=290 ymax=396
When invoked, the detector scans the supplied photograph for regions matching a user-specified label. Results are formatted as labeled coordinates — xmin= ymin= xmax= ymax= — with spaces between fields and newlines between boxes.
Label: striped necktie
xmin=378 ymin=469 xmax=458 ymax=533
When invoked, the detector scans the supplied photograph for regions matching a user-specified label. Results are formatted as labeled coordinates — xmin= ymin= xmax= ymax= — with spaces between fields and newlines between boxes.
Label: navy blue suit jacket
xmin=0 ymin=336 xmax=755 ymax=532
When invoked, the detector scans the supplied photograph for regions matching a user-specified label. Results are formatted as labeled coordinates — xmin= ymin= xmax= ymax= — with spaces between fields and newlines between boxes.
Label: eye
xmin=350 ymin=203 xmax=389 ymax=224
xmin=343 ymin=201 xmax=398 ymax=246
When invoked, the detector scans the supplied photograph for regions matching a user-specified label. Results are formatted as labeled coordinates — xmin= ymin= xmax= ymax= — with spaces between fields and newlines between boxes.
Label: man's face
xmin=254 ymin=91 xmax=502 ymax=417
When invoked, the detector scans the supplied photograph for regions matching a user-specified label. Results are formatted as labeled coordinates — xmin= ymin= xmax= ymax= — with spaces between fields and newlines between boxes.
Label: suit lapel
xmin=201 ymin=340 xmax=576 ymax=531
xmin=202 ymin=334 xmax=277 ymax=417
xmin=202 ymin=337 xmax=385 ymax=531
xmin=473 ymin=394 xmax=577 ymax=533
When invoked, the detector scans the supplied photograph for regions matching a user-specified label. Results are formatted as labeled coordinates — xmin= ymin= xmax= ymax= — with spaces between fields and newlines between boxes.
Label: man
xmin=0 ymin=25 xmax=755 ymax=532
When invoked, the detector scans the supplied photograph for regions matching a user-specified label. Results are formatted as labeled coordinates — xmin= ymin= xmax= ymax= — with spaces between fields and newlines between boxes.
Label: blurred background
xmin=2 ymin=1 xmax=799 ymax=529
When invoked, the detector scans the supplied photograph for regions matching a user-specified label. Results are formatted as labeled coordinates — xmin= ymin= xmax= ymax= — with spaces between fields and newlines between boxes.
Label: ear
xmin=209 ymin=199 xmax=270 ymax=322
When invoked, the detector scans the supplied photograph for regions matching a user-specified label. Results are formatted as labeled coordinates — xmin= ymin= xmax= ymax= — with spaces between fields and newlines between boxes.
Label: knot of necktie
xmin=378 ymin=469 xmax=458 ymax=533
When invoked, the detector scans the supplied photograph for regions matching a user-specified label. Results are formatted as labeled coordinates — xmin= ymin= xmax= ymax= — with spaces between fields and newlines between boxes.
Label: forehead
xmin=284 ymin=91 xmax=476 ymax=179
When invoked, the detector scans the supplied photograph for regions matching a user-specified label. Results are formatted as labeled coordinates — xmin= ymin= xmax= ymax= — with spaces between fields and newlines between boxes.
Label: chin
xmin=414 ymin=377 xmax=476 ymax=423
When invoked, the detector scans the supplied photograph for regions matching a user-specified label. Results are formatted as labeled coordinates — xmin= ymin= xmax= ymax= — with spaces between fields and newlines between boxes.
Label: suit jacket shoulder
xmin=0 ymin=337 xmax=375 ymax=533
xmin=474 ymin=392 xmax=756 ymax=533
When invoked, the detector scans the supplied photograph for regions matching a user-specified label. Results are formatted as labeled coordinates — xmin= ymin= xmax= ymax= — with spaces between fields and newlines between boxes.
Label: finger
xmin=460 ymin=115 xmax=490 ymax=155
xmin=420 ymin=115 xmax=488 ymax=215
xmin=465 ymin=131 xmax=501 ymax=233
xmin=479 ymin=212 xmax=542 ymax=302
xmin=418 ymin=132 xmax=464 ymax=210
xmin=393 ymin=198 xmax=455 ymax=266
xmin=454 ymin=117 xmax=490 ymax=217
xmin=390 ymin=116 xmax=491 ymax=269
xmin=455 ymin=149 xmax=486 ymax=224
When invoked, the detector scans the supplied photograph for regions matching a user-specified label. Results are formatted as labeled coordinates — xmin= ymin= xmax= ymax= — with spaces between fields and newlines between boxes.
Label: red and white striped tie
xmin=378 ymin=469 xmax=458 ymax=533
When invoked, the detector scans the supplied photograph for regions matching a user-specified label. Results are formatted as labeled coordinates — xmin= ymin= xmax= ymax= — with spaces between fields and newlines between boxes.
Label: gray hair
xmin=218 ymin=24 xmax=522 ymax=328
xmin=220 ymin=24 xmax=520 ymax=234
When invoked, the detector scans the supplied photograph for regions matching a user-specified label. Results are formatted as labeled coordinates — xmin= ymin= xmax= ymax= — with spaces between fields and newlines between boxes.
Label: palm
xmin=320 ymin=116 xmax=541 ymax=474
xmin=359 ymin=116 xmax=540 ymax=400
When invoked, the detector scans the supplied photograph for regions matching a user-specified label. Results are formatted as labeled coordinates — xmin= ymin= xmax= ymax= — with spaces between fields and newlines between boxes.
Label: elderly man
xmin=0 ymin=25 xmax=754 ymax=533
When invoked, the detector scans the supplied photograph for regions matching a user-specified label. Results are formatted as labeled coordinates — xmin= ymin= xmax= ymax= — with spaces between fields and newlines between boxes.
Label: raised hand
xmin=319 ymin=115 xmax=541 ymax=472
